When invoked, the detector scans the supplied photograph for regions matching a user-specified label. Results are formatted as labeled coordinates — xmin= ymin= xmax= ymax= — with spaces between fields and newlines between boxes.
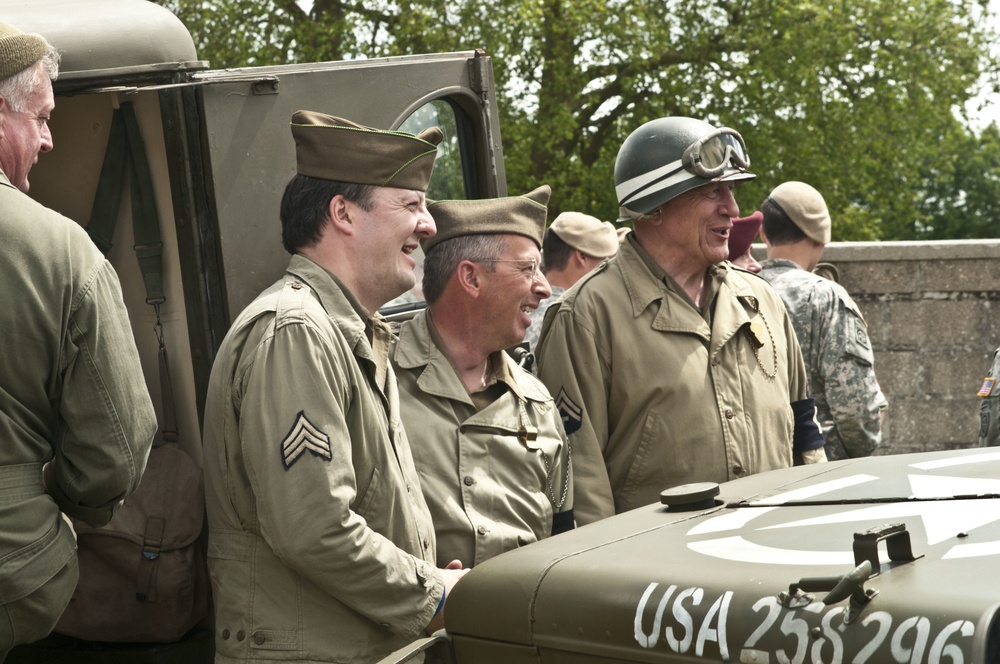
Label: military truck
xmin=386 ymin=446 xmax=1000 ymax=664
xmin=7 ymin=3 xmax=1000 ymax=664
xmin=3 ymin=0 xmax=505 ymax=660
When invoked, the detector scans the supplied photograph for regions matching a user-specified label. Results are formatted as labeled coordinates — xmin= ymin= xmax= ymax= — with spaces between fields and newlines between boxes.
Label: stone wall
xmin=754 ymin=240 xmax=1000 ymax=456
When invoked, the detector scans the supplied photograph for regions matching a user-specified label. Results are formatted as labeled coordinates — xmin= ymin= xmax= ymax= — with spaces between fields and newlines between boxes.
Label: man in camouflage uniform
xmin=759 ymin=181 xmax=887 ymax=460
xmin=980 ymin=346 xmax=1000 ymax=446
xmin=392 ymin=185 xmax=574 ymax=568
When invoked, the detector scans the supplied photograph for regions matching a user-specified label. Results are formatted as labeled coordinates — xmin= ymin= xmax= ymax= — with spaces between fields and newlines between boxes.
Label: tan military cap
xmin=290 ymin=111 xmax=443 ymax=191
xmin=422 ymin=185 xmax=551 ymax=255
xmin=0 ymin=21 xmax=48 ymax=81
xmin=767 ymin=181 xmax=831 ymax=245
xmin=549 ymin=212 xmax=619 ymax=259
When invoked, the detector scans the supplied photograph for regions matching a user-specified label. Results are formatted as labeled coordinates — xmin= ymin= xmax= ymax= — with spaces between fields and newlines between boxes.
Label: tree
xmin=156 ymin=0 xmax=1000 ymax=240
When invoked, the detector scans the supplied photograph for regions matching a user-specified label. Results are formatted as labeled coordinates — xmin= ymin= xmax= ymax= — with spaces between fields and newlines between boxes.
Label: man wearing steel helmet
xmin=535 ymin=117 xmax=825 ymax=526
xmin=0 ymin=20 xmax=156 ymax=655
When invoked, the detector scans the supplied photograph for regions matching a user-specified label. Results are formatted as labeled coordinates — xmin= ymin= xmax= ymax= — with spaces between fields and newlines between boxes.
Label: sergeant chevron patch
xmin=555 ymin=387 xmax=583 ymax=435
xmin=281 ymin=411 xmax=333 ymax=469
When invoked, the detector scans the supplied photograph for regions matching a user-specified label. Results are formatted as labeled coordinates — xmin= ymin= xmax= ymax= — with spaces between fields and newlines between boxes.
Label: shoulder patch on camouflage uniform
xmin=555 ymin=388 xmax=583 ymax=435
xmin=281 ymin=411 xmax=333 ymax=469
xmin=980 ymin=377 xmax=997 ymax=398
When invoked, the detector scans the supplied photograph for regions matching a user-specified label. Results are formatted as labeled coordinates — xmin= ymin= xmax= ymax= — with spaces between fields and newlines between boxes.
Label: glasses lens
xmin=697 ymin=136 xmax=730 ymax=171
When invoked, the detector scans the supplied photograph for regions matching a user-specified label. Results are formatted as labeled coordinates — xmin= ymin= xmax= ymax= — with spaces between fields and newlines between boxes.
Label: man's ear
xmin=456 ymin=260 xmax=481 ymax=297
xmin=327 ymin=194 xmax=354 ymax=236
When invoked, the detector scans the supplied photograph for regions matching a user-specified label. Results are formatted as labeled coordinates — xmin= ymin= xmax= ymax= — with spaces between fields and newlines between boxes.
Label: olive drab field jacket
xmin=202 ymin=255 xmax=442 ymax=663
xmin=0 ymin=172 xmax=156 ymax=616
xmin=536 ymin=238 xmax=809 ymax=525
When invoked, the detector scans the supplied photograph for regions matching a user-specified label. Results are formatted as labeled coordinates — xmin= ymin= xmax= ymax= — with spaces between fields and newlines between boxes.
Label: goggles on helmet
xmin=617 ymin=127 xmax=751 ymax=211
xmin=682 ymin=128 xmax=750 ymax=177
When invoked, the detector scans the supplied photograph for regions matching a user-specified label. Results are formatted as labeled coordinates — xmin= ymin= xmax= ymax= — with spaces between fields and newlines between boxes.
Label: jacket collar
xmin=394 ymin=309 xmax=548 ymax=404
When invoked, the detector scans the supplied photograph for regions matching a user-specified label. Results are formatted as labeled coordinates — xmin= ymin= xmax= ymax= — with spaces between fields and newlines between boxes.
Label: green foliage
xmin=154 ymin=0 xmax=1000 ymax=240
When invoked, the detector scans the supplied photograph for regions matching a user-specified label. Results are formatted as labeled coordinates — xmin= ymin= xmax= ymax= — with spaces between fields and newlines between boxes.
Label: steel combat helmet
xmin=615 ymin=117 xmax=756 ymax=221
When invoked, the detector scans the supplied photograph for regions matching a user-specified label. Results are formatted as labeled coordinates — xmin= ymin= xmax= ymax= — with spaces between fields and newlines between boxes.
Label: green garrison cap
xmin=290 ymin=111 xmax=443 ymax=191
xmin=421 ymin=185 xmax=551 ymax=255
xmin=0 ymin=20 xmax=48 ymax=81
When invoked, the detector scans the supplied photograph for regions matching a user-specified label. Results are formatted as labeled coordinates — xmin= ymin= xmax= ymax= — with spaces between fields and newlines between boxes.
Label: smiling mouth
xmin=402 ymin=244 xmax=417 ymax=255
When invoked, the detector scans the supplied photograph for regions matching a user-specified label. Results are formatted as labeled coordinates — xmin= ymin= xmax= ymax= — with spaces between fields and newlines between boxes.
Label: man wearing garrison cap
xmin=202 ymin=111 xmax=467 ymax=663
xmin=391 ymin=185 xmax=574 ymax=568
xmin=759 ymin=181 xmax=887 ymax=460
xmin=0 ymin=20 xmax=157 ymax=655
xmin=523 ymin=211 xmax=619 ymax=353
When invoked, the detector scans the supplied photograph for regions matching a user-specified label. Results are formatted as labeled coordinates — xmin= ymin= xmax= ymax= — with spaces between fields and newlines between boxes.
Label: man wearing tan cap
xmin=759 ymin=181 xmax=887 ymax=460
xmin=202 ymin=112 xmax=467 ymax=663
xmin=391 ymin=185 xmax=574 ymax=568
xmin=524 ymin=211 xmax=619 ymax=352
xmin=0 ymin=21 xmax=156 ymax=655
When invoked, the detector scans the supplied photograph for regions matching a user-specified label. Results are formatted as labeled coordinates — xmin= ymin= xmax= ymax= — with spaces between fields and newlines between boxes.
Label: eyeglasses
xmin=681 ymin=128 xmax=750 ymax=178
xmin=474 ymin=258 xmax=539 ymax=279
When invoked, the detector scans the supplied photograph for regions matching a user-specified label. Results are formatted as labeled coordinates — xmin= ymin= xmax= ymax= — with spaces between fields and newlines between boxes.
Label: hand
xmin=425 ymin=560 xmax=469 ymax=635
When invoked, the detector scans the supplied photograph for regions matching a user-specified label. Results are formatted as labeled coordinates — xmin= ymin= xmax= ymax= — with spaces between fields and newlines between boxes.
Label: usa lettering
xmin=634 ymin=582 xmax=733 ymax=659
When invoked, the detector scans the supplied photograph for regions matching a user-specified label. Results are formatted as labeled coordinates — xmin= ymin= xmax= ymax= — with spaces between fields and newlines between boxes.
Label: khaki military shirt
xmin=392 ymin=310 xmax=572 ymax=567
xmin=536 ymin=236 xmax=809 ymax=525
xmin=760 ymin=259 xmax=886 ymax=460
xmin=202 ymin=255 xmax=442 ymax=664
xmin=980 ymin=346 xmax=1000 ymax=447
xmin=0 ymin=173 xmax=155 ymax=609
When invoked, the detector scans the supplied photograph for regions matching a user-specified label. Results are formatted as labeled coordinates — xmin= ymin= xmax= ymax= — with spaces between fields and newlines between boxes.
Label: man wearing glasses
xmin=391 ymin=185 xmax=574 ymax=568
xmin=536 ymin=117 xmax=826 ymax=526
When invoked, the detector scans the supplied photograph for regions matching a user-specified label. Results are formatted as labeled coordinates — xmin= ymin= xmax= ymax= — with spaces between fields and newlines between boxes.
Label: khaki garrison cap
xmin=421 ymin=185 xmax=551 ymax=255
xmin=290 ymin=111 xmax=443 ymax=191
xmin=549 ymin=212 xmax=619 ymax=259
xmin=767 ymin=181 xmax=831 ymax=245
xmin=0 ymin=21 xmax=48 ymax=81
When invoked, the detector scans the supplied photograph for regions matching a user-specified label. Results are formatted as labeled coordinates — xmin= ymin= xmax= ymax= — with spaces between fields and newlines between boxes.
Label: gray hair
xmin=0 ymin=46 xmax=59 ymax=112
xmin=422 ymin=234 xmax=508 ymax=304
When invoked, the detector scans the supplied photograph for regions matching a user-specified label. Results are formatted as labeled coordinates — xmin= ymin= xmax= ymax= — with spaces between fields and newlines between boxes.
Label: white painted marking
xmin=688 ymin=535 xmax=855 ymax=565
xmin=758 ymin=499 xmax=1000 ymax=545
xmin=911 ymin=451 xmax=1000 ymax=470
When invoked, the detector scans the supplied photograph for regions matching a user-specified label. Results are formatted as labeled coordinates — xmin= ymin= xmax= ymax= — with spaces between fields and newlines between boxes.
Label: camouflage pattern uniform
xmin=524 ymin=285 xmax=564 ymax=353
xmin=979 ymin=346 xmax=1000 ymax=447
xmin=760 ymin=258 xmax=886 ymax=460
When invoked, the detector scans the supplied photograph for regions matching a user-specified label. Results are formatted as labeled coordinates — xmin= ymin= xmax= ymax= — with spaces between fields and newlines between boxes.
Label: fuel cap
xmin=660 ymin=482 xmax=720 ymax=511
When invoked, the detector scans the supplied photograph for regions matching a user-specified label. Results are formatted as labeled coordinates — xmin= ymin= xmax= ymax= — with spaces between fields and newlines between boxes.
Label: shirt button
xmin=711 ymin=357 xmax=720 ymax=366
xmin=423 ymin=539 xmax=430 ymax=549
xmin=725 ymin=409 xmax=735 ymax=420
xmin=291 ymin=281 xmax=302 ymax=290
xmin=463 ymin=476 xmax=474 ymax=486
xmin=477 ymin=525 xmax=488 ymax=535
xmin=252 ymin=632 xmax=266 ymax=645
xmin=460 ymin=426 xmax=467 ymax=434
xmin=221 ymin=629 xmax=230 ymax=640
xmin=236 ymin=630 xmax=246 ymax=642
xmin=733 ymin=465 xmax=744 ymax=475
